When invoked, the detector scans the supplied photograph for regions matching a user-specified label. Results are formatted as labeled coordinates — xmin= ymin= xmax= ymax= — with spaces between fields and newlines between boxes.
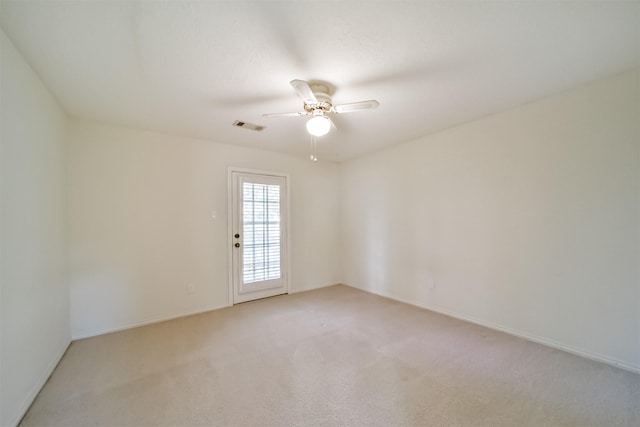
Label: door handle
xmin=234 ymin=243 xmax=240 ymax=248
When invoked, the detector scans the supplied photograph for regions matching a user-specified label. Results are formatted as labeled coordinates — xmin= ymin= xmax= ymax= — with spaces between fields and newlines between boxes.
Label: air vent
xmin=233 ymin=120 xmax=265 ymax=131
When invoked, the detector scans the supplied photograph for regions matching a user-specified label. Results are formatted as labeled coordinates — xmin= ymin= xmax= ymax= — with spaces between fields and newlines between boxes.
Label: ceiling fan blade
xmin=332 ymin=100 xmax=380 ymax=114
xmin=290 ymin=79 xmax=318 ymax=105
xmin=328 ymin=116 xmax=337 ymax=130
xmin=262 ymin=111 xmax=309 ymax=118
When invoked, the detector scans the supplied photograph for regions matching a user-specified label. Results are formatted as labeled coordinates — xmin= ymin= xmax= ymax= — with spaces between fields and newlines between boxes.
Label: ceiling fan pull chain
xmin=309 ymin=135 xmax=318 ymax=162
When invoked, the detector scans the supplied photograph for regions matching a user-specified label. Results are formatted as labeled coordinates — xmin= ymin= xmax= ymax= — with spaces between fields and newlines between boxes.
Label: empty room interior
xmin=1 ymin=1 xmax=639 ymax=426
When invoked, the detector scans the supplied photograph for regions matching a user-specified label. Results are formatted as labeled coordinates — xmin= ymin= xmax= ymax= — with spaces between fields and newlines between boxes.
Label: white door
xmin=230 ymin=169 xmax=289 ymax=303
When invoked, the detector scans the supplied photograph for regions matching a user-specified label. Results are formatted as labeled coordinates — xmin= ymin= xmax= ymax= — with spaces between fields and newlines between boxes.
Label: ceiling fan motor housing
xmin=305 ymin=83 xmax=333 ymax=112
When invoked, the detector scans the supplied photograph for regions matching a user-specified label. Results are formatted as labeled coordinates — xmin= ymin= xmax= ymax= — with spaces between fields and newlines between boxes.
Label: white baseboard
xmin=71 ymin=303 xmax=230 ymax=340
xmin=344 ymin=283 xmax=640 ymax=375
xmin=71 ymin=284 xmax=341 ymax=340
xmin=8 ymin=339 xmax=71 ymax=427
xmin=290 ymin=282 xmax=341 ymax=294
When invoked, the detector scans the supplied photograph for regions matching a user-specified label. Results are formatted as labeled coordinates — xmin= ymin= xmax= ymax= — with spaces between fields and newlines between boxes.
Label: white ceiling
xmin=1 ymin=1 xmax=638 ymax=162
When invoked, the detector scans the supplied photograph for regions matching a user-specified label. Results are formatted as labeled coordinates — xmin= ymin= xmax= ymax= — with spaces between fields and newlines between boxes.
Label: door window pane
xmin=242 ymin=183 xmax=281 ymax=284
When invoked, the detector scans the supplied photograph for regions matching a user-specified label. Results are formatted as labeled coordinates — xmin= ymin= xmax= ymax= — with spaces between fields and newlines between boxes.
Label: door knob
xmin=234 ymin=243 xmax=240 ymax=248
xmin=235 ymin=233 xmax=240 ymax=238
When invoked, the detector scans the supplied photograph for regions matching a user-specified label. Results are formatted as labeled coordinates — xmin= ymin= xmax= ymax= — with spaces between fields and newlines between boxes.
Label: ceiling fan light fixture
xmin=306 ymin=114 xmax=331 ymax=136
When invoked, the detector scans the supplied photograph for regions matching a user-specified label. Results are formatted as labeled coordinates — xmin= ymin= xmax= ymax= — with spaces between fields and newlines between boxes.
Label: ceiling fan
xmin=263 ymin=79 xmax=379 ymax=137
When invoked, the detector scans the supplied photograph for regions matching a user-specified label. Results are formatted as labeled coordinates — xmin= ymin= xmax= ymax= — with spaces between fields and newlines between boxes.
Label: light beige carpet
xmin=20 ymin=285 xmax=639 ymax=427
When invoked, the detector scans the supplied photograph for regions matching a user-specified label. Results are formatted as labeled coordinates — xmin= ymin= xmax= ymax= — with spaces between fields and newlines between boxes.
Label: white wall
xmin=341 ymin=69 xmax=640 ymax=372
xmin=0 ymin=30 xmax=70 ymax=427
xmin=68 ymin=120 xmax=341 ymax=339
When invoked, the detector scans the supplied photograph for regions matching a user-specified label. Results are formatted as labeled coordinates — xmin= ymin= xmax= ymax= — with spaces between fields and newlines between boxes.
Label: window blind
xmin=242 ymin=182 xmax=281 ymax=284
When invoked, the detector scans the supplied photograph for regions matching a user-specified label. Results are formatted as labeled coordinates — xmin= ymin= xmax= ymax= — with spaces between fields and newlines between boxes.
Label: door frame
xmin=227 ymin=166 xmax=291 ymax=305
